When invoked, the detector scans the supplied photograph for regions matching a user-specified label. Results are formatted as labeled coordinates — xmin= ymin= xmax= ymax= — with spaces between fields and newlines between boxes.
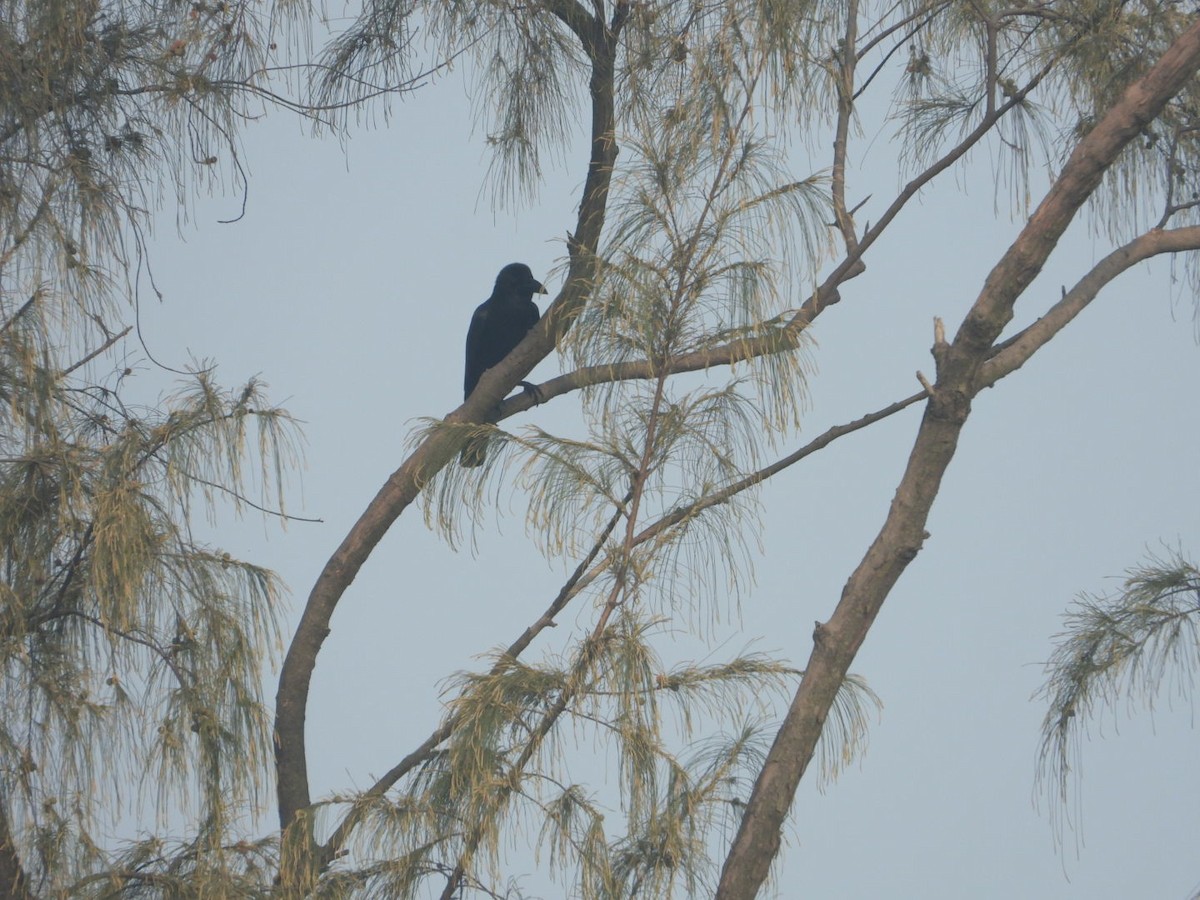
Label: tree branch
xmin=512 ymin=388 xmax=931 ymax=620
xmin=630 ymin=389 xmax=929 ymax=548
xmin=715 ymin=18 xmax=1200 ymax=899
xmin=981 ymin=225 xmax=1200 ymax=387
xmin=59 ymin=326 xmax=132 ymax=377
xmin=856 ymin=1 xmax=950 ymax=62
xmin=274 ymin=1 xmax=624 ymax=858
xmin=831 ymin=0 xmax=862 ymax=253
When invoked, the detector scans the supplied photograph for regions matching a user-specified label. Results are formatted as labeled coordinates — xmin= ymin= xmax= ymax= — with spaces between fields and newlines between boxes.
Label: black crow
xmin=460 ymin=262 xmax=548 ymax=467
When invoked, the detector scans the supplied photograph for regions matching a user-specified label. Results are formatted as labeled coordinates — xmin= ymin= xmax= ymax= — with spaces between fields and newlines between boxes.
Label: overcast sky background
xmin=125 ymin=30 xmax=1200 ymax=898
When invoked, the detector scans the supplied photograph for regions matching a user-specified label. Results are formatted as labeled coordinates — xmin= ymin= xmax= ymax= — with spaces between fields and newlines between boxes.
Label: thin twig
xmin=59 ymin=327 xmax=132 ymax=377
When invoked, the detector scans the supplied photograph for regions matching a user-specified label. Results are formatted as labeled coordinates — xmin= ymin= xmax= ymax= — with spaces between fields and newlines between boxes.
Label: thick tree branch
xmin=950 ymin=25 xmax=1200 ymax=364
xmin=981 ymin=225 xmax=1200 ymax=387
xmin=273 ymin=0 xmax=625 ymax=862
xmin=715 ymin=18 xmax=1200 ymax=900
xmin=541 ymin=0 xmax=604 ymax=59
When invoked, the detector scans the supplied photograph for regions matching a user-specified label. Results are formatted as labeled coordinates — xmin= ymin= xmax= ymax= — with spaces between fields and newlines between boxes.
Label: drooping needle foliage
xmin=1036 ymin=550 xmax=1200 ymax=847
xmin=0 ymin=0 xmax=309 ymax=893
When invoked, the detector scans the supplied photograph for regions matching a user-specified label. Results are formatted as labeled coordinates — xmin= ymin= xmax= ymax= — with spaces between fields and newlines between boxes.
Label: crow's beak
xmin=535 ymin=281 xmax=548 ymax=294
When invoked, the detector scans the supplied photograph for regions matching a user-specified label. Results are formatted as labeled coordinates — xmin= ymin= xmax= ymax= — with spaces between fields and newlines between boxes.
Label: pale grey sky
xmin=134 ymin=55 xmax=1200 ymax=898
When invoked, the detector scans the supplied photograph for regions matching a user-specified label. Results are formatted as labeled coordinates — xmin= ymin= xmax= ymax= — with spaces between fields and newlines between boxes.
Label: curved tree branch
xmin=272 ymin=0 xmax=625 ymax=872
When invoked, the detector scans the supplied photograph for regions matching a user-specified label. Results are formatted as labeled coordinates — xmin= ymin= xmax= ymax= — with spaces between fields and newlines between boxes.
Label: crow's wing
xmin=521 ymin=299 xmax=540 ymax=332
xmin=464 ymin=303 xmax=491 ymax=399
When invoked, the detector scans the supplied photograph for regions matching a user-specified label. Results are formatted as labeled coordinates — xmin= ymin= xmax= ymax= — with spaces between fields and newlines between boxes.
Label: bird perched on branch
xmin=461 ymin=262 xmax=548 ymax=467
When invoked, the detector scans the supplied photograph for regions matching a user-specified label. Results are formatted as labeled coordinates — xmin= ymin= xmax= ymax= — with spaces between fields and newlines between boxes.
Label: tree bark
xmin=273 ymin=0 xmax=625 ymax=868
xmin=714 ymin=18 xmax=1200 ymax=900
